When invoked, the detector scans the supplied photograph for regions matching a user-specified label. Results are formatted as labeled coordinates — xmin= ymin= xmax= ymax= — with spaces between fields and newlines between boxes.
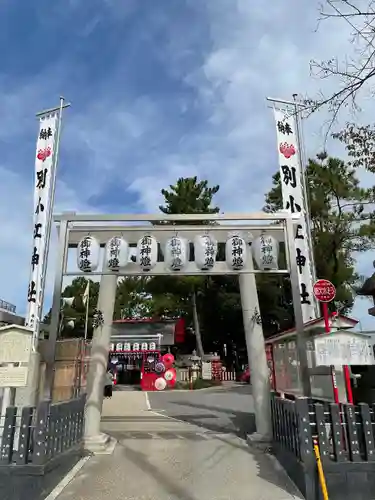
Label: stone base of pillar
xmin=84 ymin=433 xmax=117 ymax=455
xmin=246 ymin=432 xmax=272 ymax=452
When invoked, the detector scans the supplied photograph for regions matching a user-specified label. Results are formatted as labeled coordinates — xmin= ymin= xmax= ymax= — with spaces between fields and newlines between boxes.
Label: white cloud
xmin=0 ymin=167 xmax=83 ymax=315
xmin=1 ymin=0 xmax=375 ymax=330
xmin=120 ymin=1 xmax=357 ymax=212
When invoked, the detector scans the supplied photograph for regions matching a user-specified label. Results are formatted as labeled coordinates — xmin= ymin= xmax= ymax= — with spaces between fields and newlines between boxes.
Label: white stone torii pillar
xmin=84 ymin=273 xmax=117 ymax=453
xmin=239 ymin=271 xmax=271 ymax=440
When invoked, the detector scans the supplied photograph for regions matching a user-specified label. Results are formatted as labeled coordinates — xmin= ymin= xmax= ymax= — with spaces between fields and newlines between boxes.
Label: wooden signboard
xmin=0 ymin=325 xmax=32 ymax=364
xmin=314 ymin=330 xmax=375 ymax=366
xmin=0 ymin=366 xmax=28 ymax=387
xmin=0 ymin=325 xmax=33 ymax=387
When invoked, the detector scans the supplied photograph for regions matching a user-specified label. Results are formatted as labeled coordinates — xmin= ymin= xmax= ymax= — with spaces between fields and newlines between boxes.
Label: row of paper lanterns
xmin=77 ymin=234 xmax=279 ymax=273
xmin=110 ymin=342 xmax=156 ymax=351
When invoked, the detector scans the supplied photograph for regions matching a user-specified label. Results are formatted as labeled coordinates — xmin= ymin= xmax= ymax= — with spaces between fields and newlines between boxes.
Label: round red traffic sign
xmin=313 ymin=279 xmax=336 ymax=303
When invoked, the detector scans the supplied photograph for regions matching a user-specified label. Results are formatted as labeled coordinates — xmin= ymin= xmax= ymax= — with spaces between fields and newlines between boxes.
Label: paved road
xmin=148 ymin=383 xmax=257 ymax=438
xmin=56 ymin=390 xmax=302 ymax=500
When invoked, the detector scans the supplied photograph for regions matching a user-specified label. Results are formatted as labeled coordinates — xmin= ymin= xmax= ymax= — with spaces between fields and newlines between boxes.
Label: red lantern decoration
xmin=162 ymin=353 xmax=174 ymax=369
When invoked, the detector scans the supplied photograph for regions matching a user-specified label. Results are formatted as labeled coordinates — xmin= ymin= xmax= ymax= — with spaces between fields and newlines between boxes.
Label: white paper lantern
xmin=77 ymin=236 xmax=100 ymax=272
xmin=141 ymin=342 xmax=148 ymax=351
xmin=116 ymin=343 xmax=123 ymax=352
xmin=123 ymin=342 xmax=131 ymax=351
xmin=62 ymin=297 xmax=74 ymax=307
xmin=155 ymin=377 xmax=167 ymax=391
xmin=133 ymin=342 xmax=140 ymax=351
xmin=136 ymin=235 xmax=158 ymax=271
xmin=253 ymin=234 xmax=279 ymax=270
xmin=225 ymin=236 xmax=247 ymax=270
xmin=164 ymin=236 xmax=188 ymax=271
xmin=194 ymin=235 xmax=217 ymax=271
xmin=109 ymin=343 xmax=115 ymax=352
xmin=105 ymin=236 xmax=129 ymax=271
xmin=149 ymin=342 xmax=156 ymax=350
xmin=164 ymin=370 xmax=174 ymax=381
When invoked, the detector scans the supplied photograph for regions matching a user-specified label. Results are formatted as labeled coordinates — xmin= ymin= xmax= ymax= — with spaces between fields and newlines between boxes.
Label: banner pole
xmin=34 ymin=97 xmax=70 ymax=344
xmin=84 ymin=280 xmax=90 ymax=341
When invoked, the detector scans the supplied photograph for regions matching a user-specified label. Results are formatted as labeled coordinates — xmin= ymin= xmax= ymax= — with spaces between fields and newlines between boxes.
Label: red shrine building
xmin=108 ymin=317 xmax=185 ymax=386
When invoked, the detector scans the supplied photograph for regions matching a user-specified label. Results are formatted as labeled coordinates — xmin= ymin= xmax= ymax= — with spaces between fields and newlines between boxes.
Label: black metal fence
xmin=271 ymin=392 xmax=375 ymax=500
xmin=0 ymin=395 xmax=85 ymax=468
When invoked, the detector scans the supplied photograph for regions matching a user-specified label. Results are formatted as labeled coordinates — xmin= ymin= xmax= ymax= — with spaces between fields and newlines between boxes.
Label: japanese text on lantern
xmin=108 ymin=237 xmax=121 ymax=269
xmin=170 ymin=237 xmax=182 ymax=270
xmin=26 ymin=114 xmax=58 ymax=329
xmin=259 ymin=235 xmax=275 ymax=267
xmin=274 ymin=108 xmax=315 ymax=321
xmin=139 ymin=236 xmax=152 ymax=268
xmin=231 ymin=236 xmax=244 ymax=269
xmin=203 ymin=236 xmax=215 ymax=269
xmin=78 ymin=238 xmax=92 ymax=271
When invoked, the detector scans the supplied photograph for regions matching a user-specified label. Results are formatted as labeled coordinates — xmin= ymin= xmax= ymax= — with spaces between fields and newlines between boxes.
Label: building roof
xmin=0 ymin=310 xmax=26 ymax=326
xmin=0 ymin=323 xmax=32 ymax=334
xmin=265 ymin=314 xmax=358 ymax=343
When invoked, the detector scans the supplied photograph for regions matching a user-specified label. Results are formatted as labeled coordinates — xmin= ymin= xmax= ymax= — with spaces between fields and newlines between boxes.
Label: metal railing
xmin=0 ymin=395 xmax=85 ymax=466
xmin=178 ymin=368 xmax=237 ymax=382
xmin=270 ymin=392 xmax=375 ymax=500
xmin=271 ymin=393 xmax=375 ymax=463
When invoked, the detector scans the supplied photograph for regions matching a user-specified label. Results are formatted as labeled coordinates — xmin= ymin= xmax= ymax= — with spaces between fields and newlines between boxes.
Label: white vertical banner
xmin=273 ymin=107 xmax=316 ymax=323
xmin=25 ymin=113 xmax=59 ymax=335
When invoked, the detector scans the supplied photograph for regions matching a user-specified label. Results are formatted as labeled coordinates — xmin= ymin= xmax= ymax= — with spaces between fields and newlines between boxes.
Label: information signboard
xmin=314 ymin=331 xmax=375 ymax=366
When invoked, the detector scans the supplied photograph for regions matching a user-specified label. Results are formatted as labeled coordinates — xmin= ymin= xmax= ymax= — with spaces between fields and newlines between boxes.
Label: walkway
xmin=54 ymin=391 xmax=302 ymax=500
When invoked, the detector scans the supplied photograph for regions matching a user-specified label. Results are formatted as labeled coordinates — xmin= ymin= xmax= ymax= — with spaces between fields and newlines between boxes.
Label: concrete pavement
xmin=53 ymin=390 xmax=302 ymax=500
xmin=148 ymin=382 xmax=257 ymax=437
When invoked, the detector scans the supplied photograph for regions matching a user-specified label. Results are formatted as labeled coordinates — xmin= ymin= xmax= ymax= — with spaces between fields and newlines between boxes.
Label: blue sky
xmin=0 ymin=0 xmax=374 ymax=329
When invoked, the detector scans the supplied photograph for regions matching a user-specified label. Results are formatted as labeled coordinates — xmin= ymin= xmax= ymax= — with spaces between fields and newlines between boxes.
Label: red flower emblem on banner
xmin=279 ymin=142 xmax=296 ymax=159
xmin=37 ymin=147 xmax=52 ymax=162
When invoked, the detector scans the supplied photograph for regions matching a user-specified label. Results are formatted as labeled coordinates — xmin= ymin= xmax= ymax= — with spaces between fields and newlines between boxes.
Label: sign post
xmin=313 ymin=279 xmax=336 ymax=332
xmin=313 ymin=279 xmax=340 ymax=403
xmin=313 ymin=279 xmax=353 ymax=404
xmin=0 ymin=325 xmax=33 ymax=426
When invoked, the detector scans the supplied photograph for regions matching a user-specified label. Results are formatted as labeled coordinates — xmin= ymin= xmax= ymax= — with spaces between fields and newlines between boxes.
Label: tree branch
xmin=307 ymin=0 xmax=375 ymax=123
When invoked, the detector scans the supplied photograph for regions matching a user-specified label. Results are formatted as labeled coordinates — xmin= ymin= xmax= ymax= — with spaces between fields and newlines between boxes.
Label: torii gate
xmin=45 ymin=211 xmax=308 ymax=452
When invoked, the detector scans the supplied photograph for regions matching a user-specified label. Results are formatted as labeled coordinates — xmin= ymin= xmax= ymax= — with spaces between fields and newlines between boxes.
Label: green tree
xmin=264 ymin=153 xmax=373 ymax=311
xmin=254 ymin=272 xmax=295 ymax=336
xmin=159 ymin=176 xmax=220 ymax=220
xmin=113 ymin=277 xmax=154 ymax=319
xmin=332 ymin=123 xmax=375 ymax=288
xmin=43 ymin=277 xmax=100 ymax=339
xmin=148 ymin=177 xmax=221 ymax=357
xmin=43 ymin=276 xmax=164 ymax=339
xmin=151 ymin=175 xmax=287 ymax=352
xmin=195 ymin=275 xmax=243 ymax=357
xmin=333 ymin=123 xmax=375 ymax=242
